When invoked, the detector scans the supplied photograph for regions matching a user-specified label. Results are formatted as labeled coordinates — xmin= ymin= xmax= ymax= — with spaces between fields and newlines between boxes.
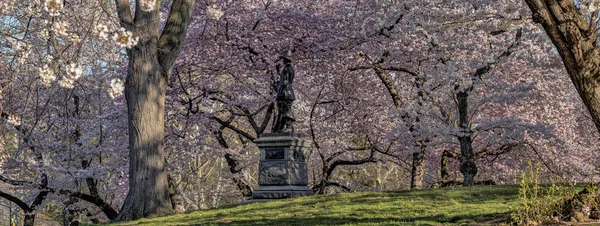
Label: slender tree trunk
xmin=410 ymin=146 xmax=425 ymax=189
xmin=212 ymin=157 xmax=224 ymax=208
xmin=358 ymin=57 xmax=427 ymax=190
xmin=317 ymin=170 xmax=329 ymax=195
xmin=23 ymin=213 xmax=35 ymax=226
xmin=224 ymin=154 xmax=253 ymax=197
xmin=457 ymin=91 xmax=477 ymax=186
xmin=376 ymin=162 xmax=381 ymax=191
xmin=63 ymin=197 xmax=79 ymax=226
xmin=167 ymin=174 xmax=185 ymax=213
xmin=214 ymin=129 xmax=253 ymax=198
xmin=441 ymin=150 xmax=458 ymax=181
xmin=409 ymin=76 xmax=428 ymax=190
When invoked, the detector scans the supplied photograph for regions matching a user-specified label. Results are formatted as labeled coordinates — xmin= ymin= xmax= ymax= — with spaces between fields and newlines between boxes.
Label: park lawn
xmin=102 ymin=184 xmax=524 ymax=226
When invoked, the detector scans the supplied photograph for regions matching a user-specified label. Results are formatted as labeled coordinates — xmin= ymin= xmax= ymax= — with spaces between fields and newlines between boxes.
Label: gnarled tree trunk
xmin=524 ymin=0 xmax=600 ymax=134
xmin=457 ymin=91 xmax=477 ymax=186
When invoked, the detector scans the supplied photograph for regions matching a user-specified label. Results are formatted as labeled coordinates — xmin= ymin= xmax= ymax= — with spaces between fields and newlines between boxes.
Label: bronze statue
xmin=273 ymin=51 xmax=295 ymax=133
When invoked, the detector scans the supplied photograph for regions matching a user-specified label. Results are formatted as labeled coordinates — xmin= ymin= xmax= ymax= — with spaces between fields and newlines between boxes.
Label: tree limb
xmin=158 ymin=0 xmax=196 ymax=72
xmin=0 ymin=190 xmax=32 ymax=212
xmin=114 ymin=0 xmax=133 ymax=27
xmin=211 ymin=116 xmax=257 ymax=141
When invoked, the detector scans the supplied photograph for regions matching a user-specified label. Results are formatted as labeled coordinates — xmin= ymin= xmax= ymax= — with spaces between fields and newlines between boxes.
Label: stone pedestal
xmin=252 ymin=133 xmax=314 ymax=199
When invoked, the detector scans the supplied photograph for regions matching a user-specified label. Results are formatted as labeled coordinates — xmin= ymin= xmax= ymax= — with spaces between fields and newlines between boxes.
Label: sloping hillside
xmin=103 ymin=185 xmax=521 ymax=225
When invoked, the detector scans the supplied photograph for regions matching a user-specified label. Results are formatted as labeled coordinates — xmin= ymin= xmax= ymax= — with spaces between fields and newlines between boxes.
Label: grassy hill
xmin=105 ymin=185 xmax=523 ymax=225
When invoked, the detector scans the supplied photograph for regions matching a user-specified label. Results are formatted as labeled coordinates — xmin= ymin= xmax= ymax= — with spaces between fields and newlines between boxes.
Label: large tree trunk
xmin=524 ymin=0 xmax=600 ymax=133
xmin=457 ymin=91 xmax=477 ymax=186
xmin=114 ymin=0 xmax=194 ymax=220
xmin=118 ymin=44 xmax=172 ymax=220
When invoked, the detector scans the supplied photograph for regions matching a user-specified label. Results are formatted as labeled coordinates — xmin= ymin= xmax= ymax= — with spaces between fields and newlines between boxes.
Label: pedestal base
xmin=252 ymin=185 xmax=314 ymax=199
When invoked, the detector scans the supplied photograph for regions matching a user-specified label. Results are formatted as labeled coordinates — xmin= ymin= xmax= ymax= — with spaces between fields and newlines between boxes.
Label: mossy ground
xmin=100 ymin=184 xmax=525 ymax=225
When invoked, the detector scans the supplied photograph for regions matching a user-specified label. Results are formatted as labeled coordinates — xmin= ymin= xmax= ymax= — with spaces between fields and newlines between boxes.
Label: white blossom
xmin=38 ymin=65 xmax=56 ymax=86
xmin=113 ymin=28 xmax=139 ymax=49
xmin=39 ymin=29 xmax=49 ymax=40
xmin=93 ymin=24 xmax=109 ymax=40
xmin=66 ymin=63 xmax=83 ymax=79
xmin=45 ymin=55 xmax=54 ymax=63
xmin=12 ymin=40 xmax=26 ymax=52
xmin=18 ymin=47 xmax=31 ymax=64
xmin=70 ymin=34 xmax=81 ymax=43
xmin=585 ymin=0 xmax=600 ymax=12
xmin=207 ymin=5 xmax=224 ymax=20
xmin=52 ymin=20 xmax=69 ymax=37
xmin=59 ymin=63 xmax=83 ymax=88
xmin=109 ymin=79 xmax=125 ymax=99
xmin=0 ymin=0 xmax=14 ymax=14
xmin=140 ymin=0 xmax=156 ymax=12
xmin=44 ymin=0 xmax=63 ymax=16
xmin=58 ymin=78 xmax=75 ymax=88
xmin=7 ymin=115 xmax=20 ymax=126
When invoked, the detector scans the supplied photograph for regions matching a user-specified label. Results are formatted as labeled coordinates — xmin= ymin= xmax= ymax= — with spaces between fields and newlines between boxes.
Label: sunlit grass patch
xmin=101 ymin=185 xmax=523 ymax=225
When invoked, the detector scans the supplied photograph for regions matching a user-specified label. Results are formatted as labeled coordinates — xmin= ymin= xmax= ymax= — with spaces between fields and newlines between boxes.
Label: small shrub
xmin=509 ymin=161 xmax=576 ymax=225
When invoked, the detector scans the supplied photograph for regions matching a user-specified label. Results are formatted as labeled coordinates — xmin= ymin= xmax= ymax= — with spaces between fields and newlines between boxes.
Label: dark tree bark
xmin=24 ymin=215 xmax=35 ymax=226
xmin=315 ymin=147 xmax=376 ymax=194
xmin=167 ymin=174 xmax=186 ymax=213
xmin=0 ymin=189 xmax=47 ymax=226
xmin=410 ymin=147 xmax=425 ymax=189
xmin=63 ymin=197 xmax=79 ymax=226
xmin=214 ymin=127 xmax=253 ymax=198
xmin=408 ymin=76 xmax=427 ymax=190
xmin=437 ymin=144 xmax=516 ymax=187
xmin=440 ymin=150 xmax=459 ymax=181
xmin=224 ymin=153 xmax=253 ymax=197
xmin=65 ymin=191 xmax=118 ymax=220
xmin=457 ymin=91 xmax=477 ymax=186
xmin=114 ymin=0 xmax=195 ymax=221
xmin=0 ymin=190 xmax=34 ymax=226
xmin=452 ymin=29 xmax=521 ymax=187
xmin=524 ymin=0 xmax=600 ymax=134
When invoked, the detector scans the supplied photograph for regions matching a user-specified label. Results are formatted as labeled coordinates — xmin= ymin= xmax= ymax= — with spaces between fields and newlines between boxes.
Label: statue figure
xmin=273 ymin=51 xmax=295 ymax=133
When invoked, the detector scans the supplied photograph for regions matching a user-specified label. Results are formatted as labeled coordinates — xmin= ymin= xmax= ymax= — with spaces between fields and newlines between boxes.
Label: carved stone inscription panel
xmin=258 ymin=161 xmax=287 ymax=185
xmin=265 ymin=148 xmax=285 ymax=160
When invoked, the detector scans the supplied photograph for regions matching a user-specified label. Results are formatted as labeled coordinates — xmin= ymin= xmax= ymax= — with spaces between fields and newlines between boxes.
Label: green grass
xmin=103 ymin=185 xmax=524 ymax=226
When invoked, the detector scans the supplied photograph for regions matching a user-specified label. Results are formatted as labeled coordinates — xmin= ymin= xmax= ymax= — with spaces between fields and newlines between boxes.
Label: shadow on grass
xmin=116 ymin=185 xmax=520 ymax=226
xmin=149 ymin=212 xmax=508 ymax=226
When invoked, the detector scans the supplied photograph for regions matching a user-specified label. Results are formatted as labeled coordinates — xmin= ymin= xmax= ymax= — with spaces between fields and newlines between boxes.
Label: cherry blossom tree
xmin=2 ymin=0 xmax=600 ymax=224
